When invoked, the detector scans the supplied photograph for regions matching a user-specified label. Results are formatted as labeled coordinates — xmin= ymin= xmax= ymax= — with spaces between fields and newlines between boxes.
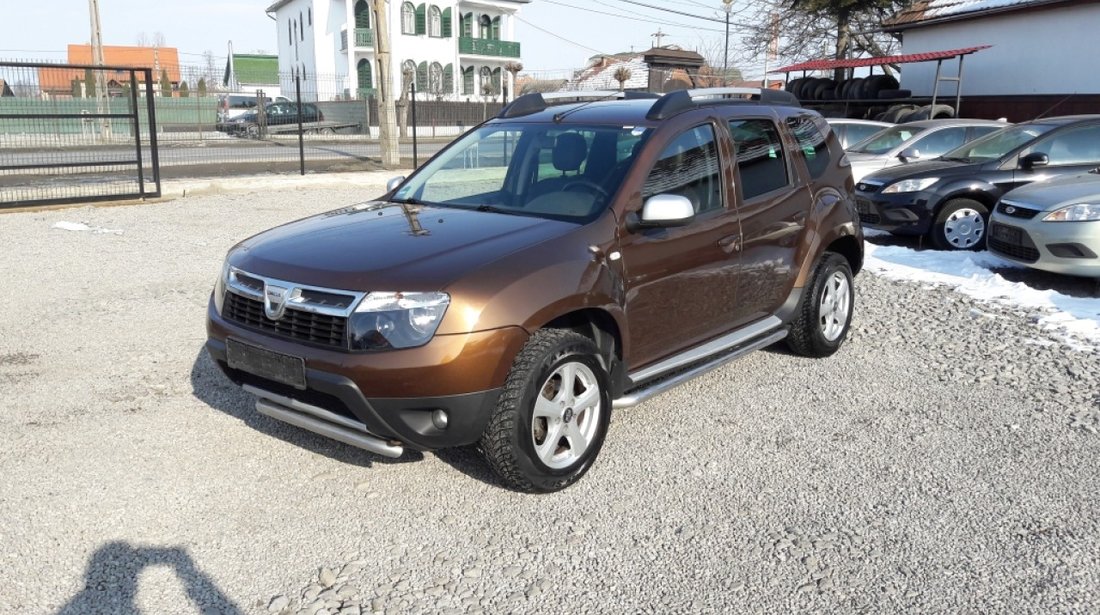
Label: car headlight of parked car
xmin=881 ymin=177 xmax=939 ymax=194
xmin=349 ymin=292 xmax=450 ymax=351
xmin=1042 ymin=203 xmax=1100 ymax=222
xmin=213 ymin=257 xmax=232 ymax=315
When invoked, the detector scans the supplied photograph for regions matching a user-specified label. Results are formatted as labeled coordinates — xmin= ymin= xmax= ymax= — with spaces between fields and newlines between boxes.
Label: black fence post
xmin=410 ymin=81 xmax=418 ymax=168
xmin=143 ymin=68 xmax=162 ymax=197
xmin=130 ymin=70 xmax=146 ymax=197
xmin=296 ymin=74 xmax=305 ymax=176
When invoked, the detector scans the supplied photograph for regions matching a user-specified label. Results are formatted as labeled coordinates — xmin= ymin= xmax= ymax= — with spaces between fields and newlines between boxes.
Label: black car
xmin=223 ymin=102 xmax=324 ymax=136
xmin=854 ymin=115 xmax=1100 ymax=249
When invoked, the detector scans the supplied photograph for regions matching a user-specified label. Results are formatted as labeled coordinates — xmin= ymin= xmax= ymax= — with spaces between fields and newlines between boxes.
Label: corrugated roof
xmin=38 ymin=45 xmax=182 ymax=94
xmin=886 ymin=0 xmax=1071 ymax=29
xmin=776 ymin=45 xmax=991 ymax=73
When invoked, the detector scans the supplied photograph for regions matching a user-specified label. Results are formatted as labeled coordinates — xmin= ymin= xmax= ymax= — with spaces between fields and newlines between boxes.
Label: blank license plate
xmin=226 ymin=338 xmax=306 ymax=389
xmin=991 ymin=224 xmax=1021 ymax=243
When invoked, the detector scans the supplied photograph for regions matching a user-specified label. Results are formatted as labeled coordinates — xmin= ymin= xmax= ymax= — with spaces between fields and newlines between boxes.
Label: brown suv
xmin=206 ymin=88 xmax=863 ymax=492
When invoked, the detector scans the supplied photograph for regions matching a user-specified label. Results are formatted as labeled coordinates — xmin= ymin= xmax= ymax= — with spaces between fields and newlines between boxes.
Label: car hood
xmin=230 ymin=201 xmax=579 ymax=291
xmin=1002 ymin=172 xmax=1100 ymax=211
xmin=859 ymin=158 xmax=981 ymax=186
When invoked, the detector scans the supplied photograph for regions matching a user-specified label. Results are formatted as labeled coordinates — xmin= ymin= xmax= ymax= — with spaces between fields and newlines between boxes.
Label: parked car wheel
xmin=481 ymin=329 xmax=611 ymax=493
xmin=786 ymin=253 xmax=854 ymax=357
xmin=933 ymin=198 xmax=988 ymax=250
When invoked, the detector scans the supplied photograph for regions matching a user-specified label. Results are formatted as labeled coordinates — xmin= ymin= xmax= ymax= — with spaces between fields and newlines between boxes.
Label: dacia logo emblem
xmin=1004 ymin=206 xmax=1017 ymax=215
xmin=263 ymin=283 xmax=291 ymax=320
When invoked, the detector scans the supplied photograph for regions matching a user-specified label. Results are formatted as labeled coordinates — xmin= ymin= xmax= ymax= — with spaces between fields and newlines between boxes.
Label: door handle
xmin=718 ymin=235 xmax=741 ymax=253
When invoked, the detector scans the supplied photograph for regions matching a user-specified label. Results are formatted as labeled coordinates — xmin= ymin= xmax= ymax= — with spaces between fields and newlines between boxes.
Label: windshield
xmin=849 ymin=125 xmax=926 ymax=155
xmin=393 ymin=122 xmax=648 ymax=222
xmin=940 ymin=123 xmax=1056 ymax=163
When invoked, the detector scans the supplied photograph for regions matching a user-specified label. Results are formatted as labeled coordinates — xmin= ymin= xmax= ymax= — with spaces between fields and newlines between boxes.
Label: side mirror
xmin=386 ymin=176 xmax=406 ymax=192
xmin=627 ymin=194 xmax=695 ymax=232
xmin=1020 ymin=152 xmax=1049 ymax=170
xmin=898 ymin=147 xmax=920 ymax=162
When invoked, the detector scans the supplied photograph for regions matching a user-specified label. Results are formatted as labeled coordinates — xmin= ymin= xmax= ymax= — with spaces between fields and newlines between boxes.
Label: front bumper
xmin=206 ymin=299 xmax=528 ymax=451
xmin=987 ymin=216 xmax=1100 ymax=277
xmin=854 ymin=188 xmax=936 ymax=235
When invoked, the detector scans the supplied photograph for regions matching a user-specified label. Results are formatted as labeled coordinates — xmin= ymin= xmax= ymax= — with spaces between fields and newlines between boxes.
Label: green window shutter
xmin=416 ymin=61 xmax=428 ymax=92
xmin=415 ymin=4 xmax=426 ymax=35
xmin=492 ymin=67 xmax=501 ymax=93
xmin=443 ymin=64 xmax=454 ymax=93
xmin=492 ymin=17 xmax=501 ymax=41
xmin=463 ymin=66 xmax=474 ymax=95
xmin=462 ymin=12 xmax=473 ymax=38
xmin=441 ymin=8 xmax=452 ymax=38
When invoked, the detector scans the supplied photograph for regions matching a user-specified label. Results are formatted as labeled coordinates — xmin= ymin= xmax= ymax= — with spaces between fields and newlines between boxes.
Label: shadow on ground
xmin=189 ymin=346 xmax=423 ymax=469
xmin=56 ymin=542 xmax=243 ymax=615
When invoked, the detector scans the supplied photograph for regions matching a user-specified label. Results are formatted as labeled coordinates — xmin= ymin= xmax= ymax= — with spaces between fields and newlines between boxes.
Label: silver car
xmin=988 ymin=171 xmax=1100 ymax=278
xmin=846 ymin=119 xmax=1008 ymax=181
xmin=825 ymin=118 xmax=894 ymax=149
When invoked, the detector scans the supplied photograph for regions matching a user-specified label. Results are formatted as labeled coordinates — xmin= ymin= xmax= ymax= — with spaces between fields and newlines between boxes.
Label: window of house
xmin=479 ymin=15 xmax=492 ymax=39
xmin=428 ymin=62 xmax=444 ymax=95
xmin=354 ymin=0 xmax=371 ymax=28
xmin=479 ymin=66 xmax=492 ymax=95
xmin=308 ymin=8 xmax=312 ymax=26
xmin=729 ymin=119 xmax=789 ymax=200
xmin=429 ymin=6 xmax=442 ymax=37
xmin=402 ymin=2 xmax=417 ymax=34
xmin=462 ymin=66 xmax=475 ymax=95
xmin=642 ymin=125 xmax=722 ymax=214
xmin=461 ymin=12 xmax=473 ymax=38
xmin=786 ymin=115 xmax=831 ymax=179
xmin=357 ymin=59 xmax=373 ymax=91
xmin=402 ymin=59 xmax=417 ymax=91
xmin=288 ymin=19 xmax=293 ymax=44
xmin=491 ymin=16 xmax=501 ymax=40
xmin=300 ymin=11 xmax=305 ymax=40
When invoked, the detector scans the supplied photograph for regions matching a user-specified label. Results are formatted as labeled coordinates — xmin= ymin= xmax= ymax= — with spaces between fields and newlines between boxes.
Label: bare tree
xmin=153 ymin=32 xmax=166 ymax=48
xmin=733 ymin=0 xmax=908 ymax=80
xmin=136 ymin=32 xmax=149 ymax=47
xmin=693 ymin=37 xmax=743 ymax=85
xmin=613 ymin=66 xmax=632 ymax=91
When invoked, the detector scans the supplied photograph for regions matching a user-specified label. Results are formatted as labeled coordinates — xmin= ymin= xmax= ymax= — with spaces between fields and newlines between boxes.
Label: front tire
xmin=786 ymin=253 xmax=855 ymax=357
xmin=932 ymin=198 xmax=988 ymax=250
xmin=481 ymin=329 xmax=611 ymax=493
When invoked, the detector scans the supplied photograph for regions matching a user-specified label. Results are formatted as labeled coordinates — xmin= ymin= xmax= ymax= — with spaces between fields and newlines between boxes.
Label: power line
xmin=600 ymin=0 xmax=726 ymax=23
xmin=514 ymin=15 xmax=609 ymax=56
xmin=582 ymin=0 xmax=727 ymax=32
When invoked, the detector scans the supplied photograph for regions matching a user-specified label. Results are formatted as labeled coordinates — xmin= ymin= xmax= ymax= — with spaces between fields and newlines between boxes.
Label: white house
xmin=886 ymin=0 xmax=1100 ymax=98
xmin=265 ymin=0 xmax=529 ymax=102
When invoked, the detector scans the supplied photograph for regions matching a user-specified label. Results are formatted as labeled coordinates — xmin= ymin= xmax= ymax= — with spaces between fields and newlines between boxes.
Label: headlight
xmin=349 ymin=292 xmax=450 ymax=351
xmin=1043 ymin=203 xmax=1100 ymax=222
xmin=881 ymin=177 xmax=939 ymax=194
xmin=213 ymin=257 xmax=231 ymax=315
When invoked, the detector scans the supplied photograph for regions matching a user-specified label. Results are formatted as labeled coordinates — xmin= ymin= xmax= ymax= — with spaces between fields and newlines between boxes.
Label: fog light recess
xmin=431 ymin=409 xmax=449 ymax=430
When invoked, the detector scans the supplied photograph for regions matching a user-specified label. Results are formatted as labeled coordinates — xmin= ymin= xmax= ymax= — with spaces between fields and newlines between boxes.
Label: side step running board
xmin=244 ymin=384 xmax=405 ymax=458
xmin=612 ymin=329 xmax=788 ymax=409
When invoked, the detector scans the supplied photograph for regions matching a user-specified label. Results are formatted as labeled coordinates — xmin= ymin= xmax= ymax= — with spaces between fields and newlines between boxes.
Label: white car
xmin=825 ymin=118 xmax=893 ymax=149
xmin=846 ymin=119 xmax=1007 ymax=181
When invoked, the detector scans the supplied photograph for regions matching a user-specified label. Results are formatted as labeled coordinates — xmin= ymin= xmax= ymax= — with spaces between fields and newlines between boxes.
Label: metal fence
xmin=0 ymin=61 xmax=512 ymax=199
xmin=0 ymin=61 xmax=161 ymax=208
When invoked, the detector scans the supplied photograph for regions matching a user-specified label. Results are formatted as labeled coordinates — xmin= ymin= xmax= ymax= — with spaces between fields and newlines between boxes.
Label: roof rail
xmin=498 ymin=90 xmax=660 ymax=119
xmin=646 ymin=87 xmax=800 ymax=120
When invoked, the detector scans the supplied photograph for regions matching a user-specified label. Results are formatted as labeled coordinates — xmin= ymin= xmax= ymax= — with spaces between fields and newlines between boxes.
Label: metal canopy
xmin=774 ymin=45 xmax=992 ymax=73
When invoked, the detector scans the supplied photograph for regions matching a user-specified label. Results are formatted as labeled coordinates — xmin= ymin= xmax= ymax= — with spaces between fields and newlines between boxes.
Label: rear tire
xmin=481 ymin=329 xmax=611 ymax=493
xmin=932 ymin=198 xmax=988 ymax=250
xmin=787 ymin=253 xmax=855 ymax=357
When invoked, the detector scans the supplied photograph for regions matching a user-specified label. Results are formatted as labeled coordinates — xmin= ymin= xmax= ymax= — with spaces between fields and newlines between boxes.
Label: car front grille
xmin=988 ymin=223 xmax=1040 ymax=263
xmin=997 ymin=200 xmax=1041 ymax=220
xmin=856 ymin=198 xmax=880 ymax=224
xmin=225 ymin=293 xmax=348 ymax=348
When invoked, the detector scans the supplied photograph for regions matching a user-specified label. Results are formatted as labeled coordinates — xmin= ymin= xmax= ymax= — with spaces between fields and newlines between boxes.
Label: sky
xmin=0 ymin=0 xmax=765 ymax=78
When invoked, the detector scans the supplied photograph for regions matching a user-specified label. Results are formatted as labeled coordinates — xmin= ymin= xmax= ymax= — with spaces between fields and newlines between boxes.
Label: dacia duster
xmin=206 ymin=88 xmax=863 ymax=492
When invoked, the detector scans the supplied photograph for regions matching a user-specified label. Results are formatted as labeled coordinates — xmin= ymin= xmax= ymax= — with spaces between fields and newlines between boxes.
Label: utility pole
xmin=88 ymin=0 xmax=111 ymax=139
xmin=722 ymin=0 xmax=733 ymax=86
xmin=371 ymin=0 xmax=400 ymax=168
xmin=651 ymin=29 xmax=666 ymax=48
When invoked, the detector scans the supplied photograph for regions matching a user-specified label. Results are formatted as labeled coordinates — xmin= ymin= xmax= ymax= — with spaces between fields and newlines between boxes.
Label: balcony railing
xmin=357 ymin=87 xmax=377 ymax=99
xmin=458 ymin=37 xmax=520 ymax=58
xmin=342 ymin=28 xmax=375 ymax=51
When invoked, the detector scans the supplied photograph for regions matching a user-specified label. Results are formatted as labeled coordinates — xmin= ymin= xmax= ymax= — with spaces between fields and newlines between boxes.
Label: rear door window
xmin=729 ymin=119 xmax=790 ymax=199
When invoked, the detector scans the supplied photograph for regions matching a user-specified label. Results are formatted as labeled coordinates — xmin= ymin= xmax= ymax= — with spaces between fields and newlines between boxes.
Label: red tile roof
xmin=38 ymin=45 xmax=182 ymax=94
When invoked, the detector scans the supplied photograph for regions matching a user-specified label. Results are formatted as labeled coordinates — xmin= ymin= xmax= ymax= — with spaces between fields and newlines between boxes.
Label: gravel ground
xmin=1 ymin=173 xmax=1098 ymax=614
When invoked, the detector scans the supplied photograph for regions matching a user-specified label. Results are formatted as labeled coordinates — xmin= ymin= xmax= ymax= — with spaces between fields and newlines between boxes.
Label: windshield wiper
xmin=391 ymin=196 xmax=422 ymax=205
xmin=475 ymin=204 xmax=516 ymax=215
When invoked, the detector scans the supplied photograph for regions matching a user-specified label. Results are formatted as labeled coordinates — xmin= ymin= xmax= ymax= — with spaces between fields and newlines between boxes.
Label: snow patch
xmin=52 ymin=221 xmax=123 ymax=235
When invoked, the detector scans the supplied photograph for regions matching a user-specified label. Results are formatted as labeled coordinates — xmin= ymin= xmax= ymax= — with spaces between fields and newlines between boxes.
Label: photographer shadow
xmin=57 ymin=542 xmax=242 ymax=615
